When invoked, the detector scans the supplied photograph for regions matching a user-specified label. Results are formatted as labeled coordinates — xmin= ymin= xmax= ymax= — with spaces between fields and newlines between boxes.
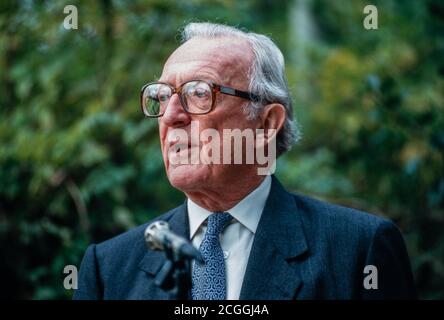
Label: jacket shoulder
xmin=291 ymin=191 xmax=402 ymax=265
xmin=293 ymin=192 xmax=394 ymax=238
xmin=289 ymin=191 xmax=414 ymax=299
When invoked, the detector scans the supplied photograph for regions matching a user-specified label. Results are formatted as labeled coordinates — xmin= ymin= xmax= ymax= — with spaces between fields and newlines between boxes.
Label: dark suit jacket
xmin=73 ymin=176 xmax=417 ymax=299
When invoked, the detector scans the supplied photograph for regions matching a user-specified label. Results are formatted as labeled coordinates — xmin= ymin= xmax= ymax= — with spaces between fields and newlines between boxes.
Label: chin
xmin=166 ymin=164 xmax=211 ymax=192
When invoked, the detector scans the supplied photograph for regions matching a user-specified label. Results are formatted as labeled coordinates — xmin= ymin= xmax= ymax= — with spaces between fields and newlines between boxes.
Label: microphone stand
xmin=153 ymin=238 xmax=193 ymax=300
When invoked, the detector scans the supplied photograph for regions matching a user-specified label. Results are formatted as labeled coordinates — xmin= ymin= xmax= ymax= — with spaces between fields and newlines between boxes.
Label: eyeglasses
xmin=140 ymin=80 xmax=259 ymax=118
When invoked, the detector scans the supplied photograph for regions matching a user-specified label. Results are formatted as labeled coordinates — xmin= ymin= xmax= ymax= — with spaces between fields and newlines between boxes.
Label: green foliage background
xmin=0 ymin=0 xmax=443 ymax=299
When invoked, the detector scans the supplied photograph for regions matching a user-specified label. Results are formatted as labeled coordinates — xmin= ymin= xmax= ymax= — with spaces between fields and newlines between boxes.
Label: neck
xmin=185 ymin=175 xmax=266 ymax=212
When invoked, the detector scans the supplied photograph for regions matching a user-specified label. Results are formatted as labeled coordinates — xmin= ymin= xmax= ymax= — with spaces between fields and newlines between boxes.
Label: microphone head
xmin=144 ymin=220 xmax=203 ymax=263
xmin=144 ymin=220 xmax=170 ymax=250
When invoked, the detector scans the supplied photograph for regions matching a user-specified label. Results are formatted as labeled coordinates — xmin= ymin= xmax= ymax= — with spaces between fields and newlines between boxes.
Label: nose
xmin=160 ymin=93 xmax=191 ymax=128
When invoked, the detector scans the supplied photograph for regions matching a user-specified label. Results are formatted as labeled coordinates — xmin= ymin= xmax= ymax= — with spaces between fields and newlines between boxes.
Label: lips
xmin=167 ymin=142 xmax=199 ymax=166
xmin=168 ymin=138 xmax=194 ymax=154
xmin=169 ymin=140 xmax=190 ymax=149
xmin=170 ymin=143 xmax=190 ymax=155
xmin=165 ymin=128 xmax=200 ymax=165
xmin=167 ymin=134 xmax=201 ymax=151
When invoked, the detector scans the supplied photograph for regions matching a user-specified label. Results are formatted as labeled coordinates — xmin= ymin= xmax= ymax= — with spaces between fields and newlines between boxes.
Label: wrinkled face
xmin=158 ymin=37 xmax=259 ymax=193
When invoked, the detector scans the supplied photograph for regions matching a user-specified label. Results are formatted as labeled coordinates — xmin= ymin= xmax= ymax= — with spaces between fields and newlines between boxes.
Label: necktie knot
xmin=206 ymin=212 xmax=232 ymax=237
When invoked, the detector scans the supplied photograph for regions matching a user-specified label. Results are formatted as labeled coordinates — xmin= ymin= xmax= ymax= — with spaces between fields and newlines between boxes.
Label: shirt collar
xmin=188 ymin=175 xmax=272 ymax=239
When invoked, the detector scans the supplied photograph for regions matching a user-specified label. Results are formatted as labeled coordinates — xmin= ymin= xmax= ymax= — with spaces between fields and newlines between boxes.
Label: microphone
xmin=144 ymin=221 xmax=203 ymax=264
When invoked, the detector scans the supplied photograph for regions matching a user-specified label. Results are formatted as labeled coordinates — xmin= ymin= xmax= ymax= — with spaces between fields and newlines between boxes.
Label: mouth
xmin=167 ymin=140 xmax=199 ymax=166
xmin=168 ymin=141 xmax=192 ymax=153
xmin=165 ymin=130 xmax=201 ymax=166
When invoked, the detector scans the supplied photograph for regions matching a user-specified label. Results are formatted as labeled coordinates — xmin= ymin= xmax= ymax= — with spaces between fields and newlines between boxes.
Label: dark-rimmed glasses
xmin=140 ymin=80 xmax=259 ymax=117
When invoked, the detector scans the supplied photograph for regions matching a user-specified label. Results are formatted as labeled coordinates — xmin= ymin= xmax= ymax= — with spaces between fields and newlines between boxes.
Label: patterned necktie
xmin=191 ymin=212 xmax=232 ymax=300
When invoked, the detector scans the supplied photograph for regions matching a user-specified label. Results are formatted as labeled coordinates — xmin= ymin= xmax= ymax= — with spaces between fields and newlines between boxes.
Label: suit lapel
xmin=239 ymin=176 xmax=309 ymax=300
xmin=137 ymin=201 xmax=190 ymax=299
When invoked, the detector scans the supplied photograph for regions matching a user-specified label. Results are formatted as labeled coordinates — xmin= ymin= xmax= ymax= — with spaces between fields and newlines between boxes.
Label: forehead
xmin=160 ymin=37 xmax=253 ymax=87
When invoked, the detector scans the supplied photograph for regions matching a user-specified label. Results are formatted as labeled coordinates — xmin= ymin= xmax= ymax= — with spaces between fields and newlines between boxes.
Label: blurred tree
xmin=0 ymin=0 xmax=442 ymax=299
xmin=279 ymin=0 xmax=444 ymax=298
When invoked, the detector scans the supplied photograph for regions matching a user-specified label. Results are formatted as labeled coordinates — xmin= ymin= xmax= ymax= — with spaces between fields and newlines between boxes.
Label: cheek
xmin=158 ymin=123 xmax=167 ymax=146
xmin=211 ymin=102 xmax=247 ymax=127
xmin=218 ymin=111 xmax=249 ymax=130
xmin=158 ymin=125 xmax=170 ymax=164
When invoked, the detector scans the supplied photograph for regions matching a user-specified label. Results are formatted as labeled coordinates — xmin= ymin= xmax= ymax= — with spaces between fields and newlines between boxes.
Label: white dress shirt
xmin=187 ymin=175 xmax=272 ymax=300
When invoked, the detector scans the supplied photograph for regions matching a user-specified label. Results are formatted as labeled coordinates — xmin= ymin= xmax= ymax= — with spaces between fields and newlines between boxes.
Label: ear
xmin=258 ymin=103 xmax=286 ymax=141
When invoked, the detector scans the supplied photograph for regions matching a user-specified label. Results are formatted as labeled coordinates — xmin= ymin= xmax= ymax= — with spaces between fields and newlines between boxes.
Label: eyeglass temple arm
xmin=219 ymin=85 xmax=260 ymax=102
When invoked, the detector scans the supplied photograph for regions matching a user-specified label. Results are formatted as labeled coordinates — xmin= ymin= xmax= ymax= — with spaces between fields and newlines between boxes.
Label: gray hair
xmin=180 ymin=22 xmax=301 ymax=156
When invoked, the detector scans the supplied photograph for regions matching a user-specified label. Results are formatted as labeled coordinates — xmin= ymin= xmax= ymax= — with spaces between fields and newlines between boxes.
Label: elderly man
xmin=74 ymin=22 xmax=416 ymax=300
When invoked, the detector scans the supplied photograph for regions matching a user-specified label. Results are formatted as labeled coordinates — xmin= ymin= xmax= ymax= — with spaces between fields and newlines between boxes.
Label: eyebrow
xmin=159 ymin=64 xmax=223 ymax=86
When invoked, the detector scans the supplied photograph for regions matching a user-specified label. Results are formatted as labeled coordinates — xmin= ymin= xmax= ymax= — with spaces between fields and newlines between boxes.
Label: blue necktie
xmin=191 ymin=212 xmax=232 ymax=300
